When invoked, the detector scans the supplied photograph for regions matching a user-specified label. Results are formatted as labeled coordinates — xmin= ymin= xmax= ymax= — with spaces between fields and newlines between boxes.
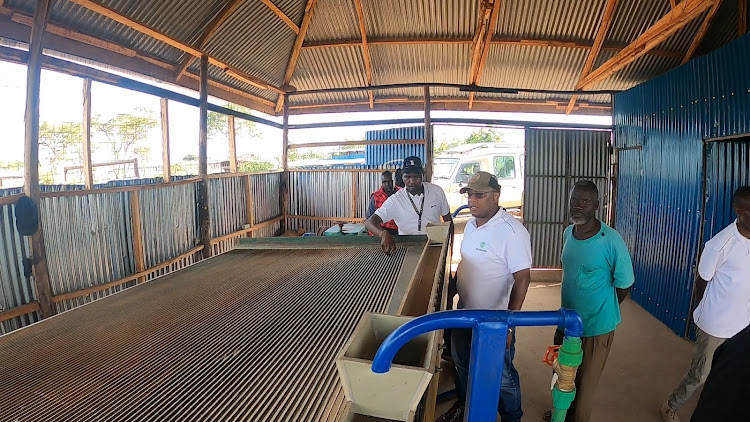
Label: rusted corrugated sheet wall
xmin=614 ymin=34 xmax=750 ymax=336
xmin=40 ymin=193 xmax=137 ymax=313
xmin=289 ymin=172 xmax=354 ymax=218
xmin=251 ymin=172 xmax=281 ymax=224
xmin=209 ymin=176 xmax=247 ymax=238
xmin=524 ymin=129 xmax=611 ymax=268
xmin=0 ymin=203 xmax=38 ymax=334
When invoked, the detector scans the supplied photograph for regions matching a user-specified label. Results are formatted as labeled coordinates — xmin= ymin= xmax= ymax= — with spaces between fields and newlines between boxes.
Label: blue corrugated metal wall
xmin=703 ymin=141 xmax=750 ymax=243
xmin=365 ymin=126 xmax=426 ymax=166
xmin=614 ymin=34 xmax=750 ymax=336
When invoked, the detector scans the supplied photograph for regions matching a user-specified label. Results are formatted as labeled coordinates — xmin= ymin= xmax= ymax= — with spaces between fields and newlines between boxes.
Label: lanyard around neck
xmin=407 ymin=187 xmax=426 ymax=232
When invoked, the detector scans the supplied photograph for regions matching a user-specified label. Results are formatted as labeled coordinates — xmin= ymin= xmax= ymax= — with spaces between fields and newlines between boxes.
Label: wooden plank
xmin=160 ymin=98 xmax=171 ymax=182
xmin=351 ymin=172 xmax=357 ymax=218
xmin=82 ymin=78 xmax=94 ymax=188
xmin=207 ymin=170 xmax=283 ymax=179
xmin=276 ymin=0 xmax=319 ymax=112
xmin=288 ymin=139 xmax=425 ymax=149
xmin=301 ymin=36 xmax=683 ymax=58
xmin=282 ymin=95 xmax=290 ymax=169
xmin=40 ymin=177 xmax=200 ymax=198
xmin=0 ymin=301 xmax=40 ymax=324
xmin=67 ymin=0 xmax=281 ymax=93
xmin=671 ymin=0 xmax=679 ymax=8
xmin=740 ymin=0 xmax=747 ymax=36
xmin=353 ymin=0 xmax=374 ymax=108
xmin=198 ymin=54 xmax=211 ymax=259
xmin=245 ymin=174 xmax=255 ymax=227
xmin=468 ymin=0 xmax=502 ymax=108
xmin=424 ymin=86 xmax=433 ymax=182
xmin=209 ymin=216 xmax=285 ymax=243
xmin=578 ymin=0 xmax=714 ymax=90
xmin=175 ymin=0 xmax=245 ymax=80
xmin=0 ymin=193 xmax=23 ymax=206
xmin=260 ymin=0 xmax=300 ymax=33
xmin=228 ymin=115 xmax=238 ymax=173
xmin=566 ymin=0 xmax=618 ymax=114
xmin=288 ymin=168 xmax=390 ymax=173
xmin=683 ymin=0 xmax=722 ymax=64
xmin=24 ymin=0 xmax=55 ymax=319
xmin=51 ymin=246 xmax=204 ymax=303
xmin=129 ymin=191 xmax=146 ymax=283
xmin=287 ymin=215 xmax=363 ymax=222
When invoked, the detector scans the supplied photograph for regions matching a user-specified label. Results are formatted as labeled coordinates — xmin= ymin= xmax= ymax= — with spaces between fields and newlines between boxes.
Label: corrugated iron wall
xmin=614 ymin=34 xmax=750 ymax=336
xmin=365 ymin=126 xmax=426 ymax=166
xmin=0 ymin=203 xmax=37 ymax=334
xmin=1 ymin=172 xmax=283 ymax=335
xmin=703 ymin=140 xmax=750 ymax=243
xmin=524 ymin=129 xmax=611 ymax=268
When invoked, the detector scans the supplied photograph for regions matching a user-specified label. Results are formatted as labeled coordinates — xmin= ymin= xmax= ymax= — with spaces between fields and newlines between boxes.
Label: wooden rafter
xmin=175 ymin=0 xmax=245 ymax=81
xmin=577 ymin=0 xmax=715 ymax=90
xmin=566 ymin=0 xmax=618 ymax=114
xmin=67 ymin=0 xmax=282 ymax=93
xmin=468 ymin=0 xmax=502 ymax=108
xmin=261 ymin=0 xmax=300 ymax=34
xmin=301 ymin=36 xmax=683 ymax=58
xmin=682 ymin=0 xmax=722 ymax=64
xmin=740 ymin=0 xmax=747 ymax=36
xmin=353 ymin=0 xmax=374 ymax=108
xmin=276 ymin=0 xmax=319 ymax=112
xmin=670 ymin=0 xmax=679 ymax=8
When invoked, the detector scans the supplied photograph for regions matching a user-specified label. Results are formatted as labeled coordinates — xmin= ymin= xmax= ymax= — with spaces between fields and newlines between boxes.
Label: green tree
xmin=92 ymin=107 xmax=157 ymax=178
xmin=466 ymin=128 xmax=504 ymax=144
xmin=238 ymin=161 xmax=274 ymax=173
xmin=38 ymin=121 xmax=85 ymax=182
xmin=183 ymin=154 xmax=198 ymax=161
xmin=207 ymin=103 xmax=260 ymax=141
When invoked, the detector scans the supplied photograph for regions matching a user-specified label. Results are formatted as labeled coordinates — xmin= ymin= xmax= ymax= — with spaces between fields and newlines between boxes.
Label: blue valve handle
xmin=452 ymin=205 xmax=470 ymax=218
xmin=371 ymin=309 xmax=583 ymax=422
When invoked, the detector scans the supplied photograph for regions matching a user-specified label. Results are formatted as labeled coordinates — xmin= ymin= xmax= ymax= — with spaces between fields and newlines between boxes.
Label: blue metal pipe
xmin=452 ymin=204 xmax=469 ymax=217
xmin=371 ymin=309 xmax=583 ymax=422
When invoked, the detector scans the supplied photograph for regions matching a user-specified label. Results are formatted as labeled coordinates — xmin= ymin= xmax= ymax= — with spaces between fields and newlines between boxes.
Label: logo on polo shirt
xmin=476 ymin=241 xmax=487 ymax=253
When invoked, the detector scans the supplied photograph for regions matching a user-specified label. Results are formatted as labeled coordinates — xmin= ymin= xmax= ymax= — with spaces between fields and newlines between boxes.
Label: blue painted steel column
xmin=465 ymin=321 xmax=508 ymax=421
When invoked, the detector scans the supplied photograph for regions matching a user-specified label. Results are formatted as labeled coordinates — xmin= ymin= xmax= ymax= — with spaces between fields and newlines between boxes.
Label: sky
xmin=0 ymin=59 xmax=611 ymax=182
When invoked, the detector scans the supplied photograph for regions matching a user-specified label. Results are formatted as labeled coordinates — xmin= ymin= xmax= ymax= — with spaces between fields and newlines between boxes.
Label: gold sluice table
xmin=0 ymin=235 xmax=451 ymax=422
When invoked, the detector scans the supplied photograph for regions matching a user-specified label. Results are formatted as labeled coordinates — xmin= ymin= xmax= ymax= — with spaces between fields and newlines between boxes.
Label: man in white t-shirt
xmin=435 ymin=171 xmax=532 ymax=422
xmin=365 ymin=156 xmax=451 ymax=254
xmin=660 ymin=186 xmax=750 ymax=422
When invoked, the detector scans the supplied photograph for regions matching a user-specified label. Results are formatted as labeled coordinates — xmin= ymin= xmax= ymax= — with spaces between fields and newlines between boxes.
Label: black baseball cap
xmin=402 ymin=156 xmax=423 ymax=174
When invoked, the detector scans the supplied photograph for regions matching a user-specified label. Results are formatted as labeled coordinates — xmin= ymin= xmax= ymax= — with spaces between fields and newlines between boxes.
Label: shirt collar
xmin=732 ymin=219 xmax=750 ymax=244
xmin=470 ymin=208 xmax=508 ymax=230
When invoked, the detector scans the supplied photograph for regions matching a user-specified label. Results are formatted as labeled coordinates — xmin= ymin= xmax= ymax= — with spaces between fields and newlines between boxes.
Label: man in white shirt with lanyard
xmin=435 ymin=171 xmax=532 ymax=422
xmin=660 ymin=185 xmax=750 ymax=422
xmin=365 ymin=156 xmax=452 ymax=254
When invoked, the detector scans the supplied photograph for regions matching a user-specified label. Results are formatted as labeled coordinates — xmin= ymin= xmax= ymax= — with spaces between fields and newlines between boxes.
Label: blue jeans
xmin=450 ymin=328 xmax=523 ymax=422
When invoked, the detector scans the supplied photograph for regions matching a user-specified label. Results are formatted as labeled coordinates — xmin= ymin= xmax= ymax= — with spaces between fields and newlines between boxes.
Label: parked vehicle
xmin=431 ymin=143 xmax=525 ymax=212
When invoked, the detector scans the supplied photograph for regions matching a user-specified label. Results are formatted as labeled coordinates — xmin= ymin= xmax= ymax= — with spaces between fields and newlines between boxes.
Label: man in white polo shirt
xmin=365 ymin=156 xmax=452 ymax=254
xmin=435 ymin=171 xmax=532 ymax=422
xmin=660 ymin=186 xmax=750 ymax=422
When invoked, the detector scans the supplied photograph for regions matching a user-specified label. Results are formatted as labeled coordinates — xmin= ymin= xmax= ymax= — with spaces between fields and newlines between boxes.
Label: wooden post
xmin=160 ymin=98 xmax=171 ymax=182
xmin=198 ymin=54 xmax=211 ymax=258
xmin=351 ymin=172 xmax=357 ymax=218
xmin=82 ymin=78 xmax=93 ymax=189
xmin=24 ymin=0 xmax=55 ymax=319
xmin=245 ymin=174 xmax=255 ymax=232
xmin=282 ymin=94 xmax=289 ymax=171
xmin=129 ymin=191 xmax=146 ymax=283
xmin=424 ymin=86 xmax=433 ymax=182
xmin=228 ymin=115 xmax=238 ymax=173
xmin=740 ymin=0 xmax=748 ymax=37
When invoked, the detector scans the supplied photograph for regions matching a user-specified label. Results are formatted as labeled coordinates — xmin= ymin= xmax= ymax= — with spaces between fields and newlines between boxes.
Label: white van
xmin=431 ymin=143 xmax=524 ymax=212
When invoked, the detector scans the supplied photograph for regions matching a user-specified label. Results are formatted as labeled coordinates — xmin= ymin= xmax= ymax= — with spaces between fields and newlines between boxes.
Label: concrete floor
xmin=435 ymin=283 xmax=701 ymax=422
xmin=435 ymin=215 xmax=701 ymax=421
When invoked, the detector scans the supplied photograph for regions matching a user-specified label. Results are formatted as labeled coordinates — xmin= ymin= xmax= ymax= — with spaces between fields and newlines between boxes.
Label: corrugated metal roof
xmin=0 ymin=0 xmax=738 ymax=114
xmin=203 ymin=0 xmax=298 ymax=86
xmin=496 ymin=0 xmax=607 ymax=41
xmin=362 ymin=0 xmax=478 ymax=39
xmin=305 ymin=0 xmax=360 ymax=42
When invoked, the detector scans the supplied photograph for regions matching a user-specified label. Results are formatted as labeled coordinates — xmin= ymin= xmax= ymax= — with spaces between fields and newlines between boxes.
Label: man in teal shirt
xmin=544 ymin=180 xmax=635 ymax=422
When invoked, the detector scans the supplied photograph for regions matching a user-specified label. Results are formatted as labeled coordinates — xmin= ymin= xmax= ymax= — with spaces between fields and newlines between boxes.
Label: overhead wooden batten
xmin=577 ymin=0 xmax=716 ymax=90
xmin=260 ymin=0 xmax=300 ymax=33
xmin=566 ymin=0 xmax=618 ymax=114
xmin=276 ymin=0 xmax=319 ymax=112
xmin=682 ymin=0 xmax=723 ymax=64
xmin=66 ymin=0 xmax=283 ymax=94
xmin=467 ymin=0 xmax=502 ymax=108
xmin=353 ymin=0 xmax=375 ymax=108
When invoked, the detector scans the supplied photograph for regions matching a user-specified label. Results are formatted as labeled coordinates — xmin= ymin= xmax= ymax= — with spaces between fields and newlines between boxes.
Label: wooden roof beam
xmin=468 ymin=0 xmax=502 ymax=109
xmin=578 ymin=0 xmax=715 ymax=90
xmin=276 ymin=0 xmax=319 ymax=113
xmin=67 ymin=0 xmax=282 ymax=94
xmin=740 ymin=0 xmax=747 ymax=36
xmin=175 ymin=0 xmax=245 ymax=81
xmin=682 ymin=0 xmax=722 ymax=64
xmin=353 ymin=0 xmax=374 ymax=108
xmin=261 ymin=0 xmax=300 ymax=34
xmin=301 ymin=36 xmax=683 ymax=58
xmin=566 ymin=0 xmax=618 ymax=114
